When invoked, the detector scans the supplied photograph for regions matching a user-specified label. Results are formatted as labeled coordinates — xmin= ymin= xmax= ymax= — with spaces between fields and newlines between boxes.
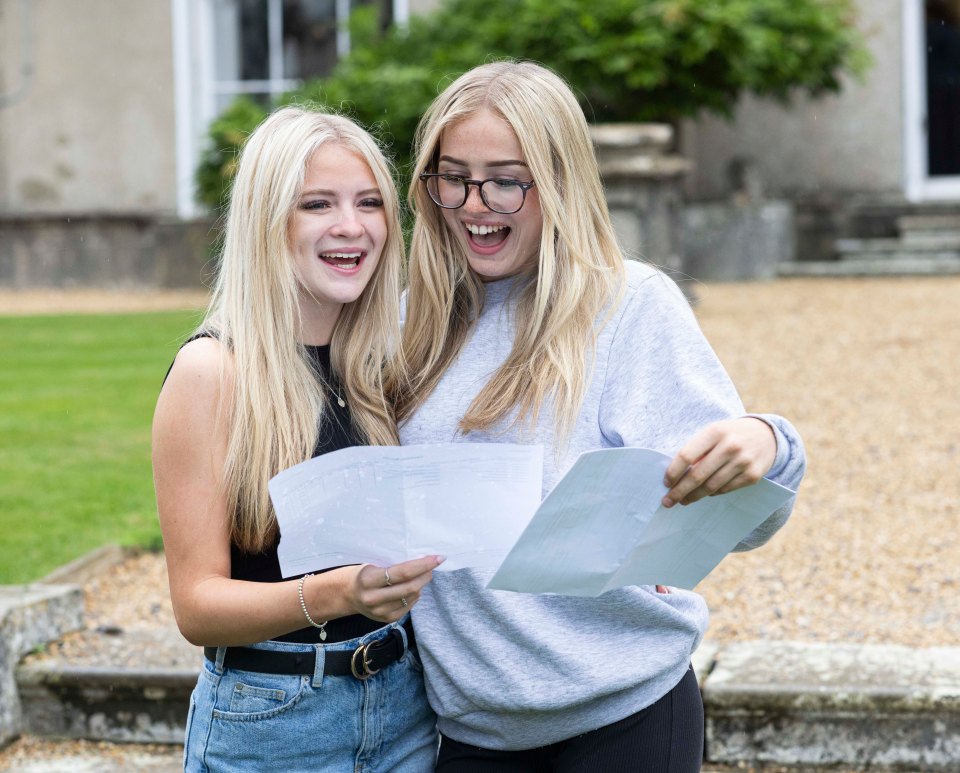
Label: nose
xmin=330 ymin=207 xmax=365 ymax=237
xmin=463 ymin=182 xmax=489 ymax=213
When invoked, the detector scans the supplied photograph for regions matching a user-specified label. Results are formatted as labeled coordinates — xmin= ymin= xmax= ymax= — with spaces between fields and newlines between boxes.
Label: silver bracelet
xmin=297 ymin=573 xmax=328 ymax=641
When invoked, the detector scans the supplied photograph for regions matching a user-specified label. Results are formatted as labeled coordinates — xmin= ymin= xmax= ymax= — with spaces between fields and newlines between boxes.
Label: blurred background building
xmin=682 ymin=0 xmax=960 ymax=275
xmin=0 ymin=0 xmax=957 ymax=286
xmin=0 ymin=0 xmax=439 ymax=286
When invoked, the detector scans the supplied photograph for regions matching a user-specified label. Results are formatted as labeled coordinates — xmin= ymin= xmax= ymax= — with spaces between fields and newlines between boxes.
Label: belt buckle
xmin=350 ymin=641 xmax=381 ymax=680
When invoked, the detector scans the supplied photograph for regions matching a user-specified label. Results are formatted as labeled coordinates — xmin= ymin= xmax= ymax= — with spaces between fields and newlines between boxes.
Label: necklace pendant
xmin=319 ymin=628 xmax=327 ymax=642
xmin=337 ymin=396 xmax=346 ymax=408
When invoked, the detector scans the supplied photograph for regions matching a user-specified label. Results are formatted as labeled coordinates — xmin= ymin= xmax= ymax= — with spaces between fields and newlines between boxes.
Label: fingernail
xmin=661 ymin=497 xmax=673 ymax=509
xmin=434 ymin=555 xmax=446 ymax=565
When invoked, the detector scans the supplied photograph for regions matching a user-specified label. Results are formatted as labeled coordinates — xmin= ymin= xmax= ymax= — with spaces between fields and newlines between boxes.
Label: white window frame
xmin=172 ymin=0 xmax=411 ymax=218
xmin=903 ymin=0 xmax=960 ymax=201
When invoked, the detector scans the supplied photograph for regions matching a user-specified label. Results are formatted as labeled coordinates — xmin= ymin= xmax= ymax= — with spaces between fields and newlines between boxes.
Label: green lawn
xmin=0 ymin=310 xmax=203 ymax=583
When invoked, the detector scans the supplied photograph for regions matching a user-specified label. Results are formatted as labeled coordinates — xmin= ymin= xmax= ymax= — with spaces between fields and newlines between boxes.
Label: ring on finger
xmin=401 ymin=597 xmax=408 ymax=608
xmin=384 ymin=569 xmax=393 ymax=587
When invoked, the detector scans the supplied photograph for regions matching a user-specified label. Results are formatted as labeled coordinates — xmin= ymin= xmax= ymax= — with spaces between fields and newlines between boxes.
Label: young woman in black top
xmin=153 ymin=107 xmax=442 ymax=772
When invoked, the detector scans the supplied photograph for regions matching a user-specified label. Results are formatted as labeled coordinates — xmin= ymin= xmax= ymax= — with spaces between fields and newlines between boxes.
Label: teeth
xmin=321 ymin=253 xmax=361 ymax=259
xmin=465 ymin=223 xmax=506 ymax=236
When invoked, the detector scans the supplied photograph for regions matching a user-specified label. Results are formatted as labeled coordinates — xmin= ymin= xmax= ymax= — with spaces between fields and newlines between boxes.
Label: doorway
xmin=904 ymin=0 xmax=960 ymax=199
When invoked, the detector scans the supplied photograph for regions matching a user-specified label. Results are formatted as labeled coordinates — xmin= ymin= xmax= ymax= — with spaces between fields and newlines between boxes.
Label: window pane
xmin=283 ymin=0 xmax=338 ymax=78
xmin=211 ymin=0 xmax=387 ymax=108
xmin=926 ymin=0 xmax=960 ymax=175
xmin=213 ymin=0 xmax=270 ymax=82
xmin=281 ymin=0 xmax=381 ymax=79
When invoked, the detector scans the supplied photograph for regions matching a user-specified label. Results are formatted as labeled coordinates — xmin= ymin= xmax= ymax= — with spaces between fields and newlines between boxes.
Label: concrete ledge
xmin=38 ymin=544 xmax=130 ymax=587
xmin=835 ymin=237 xmax=960 ymax=253
xmin=684 ymin=201 xmax=795 ymax=281
xmin=0 ymin=215 xmax=215 ymax=289
xmin=0 ymin=584 xmax=84 ymax=746
xmin=10 ymin=633 xmax=960 ymax=769
xmin=778 ymin=257 xmax=960 ymax=276
xmin=897 ymin=214 xmax=960 ymax=234
xmin=16 ymin=663 xmax=196 ymax=744
xmin=590 ymin=123 xmax=674 ymax=155
xmin=703 ymin=641 xmax=960 ymax=771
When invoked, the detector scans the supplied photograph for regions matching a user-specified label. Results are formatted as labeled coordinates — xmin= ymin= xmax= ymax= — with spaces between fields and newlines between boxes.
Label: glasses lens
xmin=426 ymin=175 xmax=467 ymax=209
xmin=481 ymin=180 xmax=525 ymax=214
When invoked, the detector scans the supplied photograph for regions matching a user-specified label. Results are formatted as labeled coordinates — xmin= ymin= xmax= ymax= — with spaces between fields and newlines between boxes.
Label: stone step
xmin=15 ymin=661 xmax=196 ymax=744
xmin=703 ymin=641 xmax=960 ymax=772
xmin=901 ymin=232 xmax=960 ymax=248
xmin=11 ymin=639 xmax=960 ymax=770
xmin=779 ymin=256 xmax=960 ymax=276
xmin=0 ymin=739 xmax=927 ymax=773
xmin=12 ymin=647 xmax=718 ymax=747
xmin=835 ymin=237 xmax=960 ymax=255
xmin=897 ymin=213 xmax=960 ymax=237
xmin=0 ymin=585 xmax=85 ymax=747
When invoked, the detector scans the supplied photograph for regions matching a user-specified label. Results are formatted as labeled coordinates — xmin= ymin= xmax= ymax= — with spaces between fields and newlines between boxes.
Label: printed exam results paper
xmin=269 ymin=444 xmax=544 ymax=577
xmin=486 ymin=447 xmax=795 ymax=595
xmin=269 ymin=444 xmax=795 ymax=594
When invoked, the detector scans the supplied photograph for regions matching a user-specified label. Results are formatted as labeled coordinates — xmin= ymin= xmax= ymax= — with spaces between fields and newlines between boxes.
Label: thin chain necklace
xmin=305 ymin=342 xmax=346 ymax=409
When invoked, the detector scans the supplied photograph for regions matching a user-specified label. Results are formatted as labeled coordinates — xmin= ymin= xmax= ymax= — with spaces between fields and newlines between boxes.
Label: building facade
xmin=0 ymin=0 xmax=956 ymax=285
xmin=0 ymin=0 xmax=428 ymax=287
xmin=683 ymin=0 xmax=960 ymax=206
xmin=0 ymin=0 xmax=427 ymax=220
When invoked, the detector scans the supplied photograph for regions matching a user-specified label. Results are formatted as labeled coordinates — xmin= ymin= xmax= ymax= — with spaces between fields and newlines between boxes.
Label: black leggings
xmin=435 ymin=667 xmax=703 ymax=773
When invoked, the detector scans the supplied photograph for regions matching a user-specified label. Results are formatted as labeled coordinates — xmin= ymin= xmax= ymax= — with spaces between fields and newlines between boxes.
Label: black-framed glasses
xmin=419 ymin=173 xmax=536 ymax=215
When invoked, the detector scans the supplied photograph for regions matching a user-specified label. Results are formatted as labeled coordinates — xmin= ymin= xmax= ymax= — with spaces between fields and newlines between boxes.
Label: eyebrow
xmin=438 ymin=155 xmax=528 ymax=169
xmin=299 ymin=187 xmax=382 ymax=197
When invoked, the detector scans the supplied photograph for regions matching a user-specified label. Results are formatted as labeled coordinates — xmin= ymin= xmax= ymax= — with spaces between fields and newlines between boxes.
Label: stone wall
xmin=0 ymin=0 xmax=177 ymax=215
xmin=683 ymin=201 xmax=795 ymax=281
xmin=0 ymin=215 xmax=216 ymax=289
xmin=680 ymin=0 xmax=904 ymax=201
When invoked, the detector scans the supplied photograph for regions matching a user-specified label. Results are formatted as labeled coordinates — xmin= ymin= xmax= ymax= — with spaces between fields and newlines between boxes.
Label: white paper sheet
xmin=269 ymin=444 xmax=543 ymax=577
xmin=486 ymin=447 xmax=795 ymax=595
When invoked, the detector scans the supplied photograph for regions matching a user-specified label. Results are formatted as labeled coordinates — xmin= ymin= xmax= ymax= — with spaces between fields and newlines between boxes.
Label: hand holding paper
xmin=486 ymin=447 xmax=795 ymax=595
xmin=661 ymin=417 xmax=779 ymax=508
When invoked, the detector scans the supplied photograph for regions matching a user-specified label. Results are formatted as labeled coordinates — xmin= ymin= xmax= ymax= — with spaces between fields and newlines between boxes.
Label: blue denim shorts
xmin=183 ymin=619 xmax=437 ymax=772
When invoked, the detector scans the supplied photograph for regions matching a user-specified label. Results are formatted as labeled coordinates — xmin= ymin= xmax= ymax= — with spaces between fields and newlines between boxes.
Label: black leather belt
xmin=204 ymin=621 xmax=415 ymax=681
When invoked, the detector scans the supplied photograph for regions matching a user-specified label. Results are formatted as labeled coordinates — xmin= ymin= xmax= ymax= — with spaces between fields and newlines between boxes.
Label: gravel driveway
xmin=21 ymin=275 xmax=960 ymax=664
xmin=694 ymin=275 xmax=959 ymax=647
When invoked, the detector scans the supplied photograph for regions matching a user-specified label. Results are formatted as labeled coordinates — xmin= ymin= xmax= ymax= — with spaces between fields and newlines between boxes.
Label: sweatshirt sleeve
xmin=735 ymin=412 xmax=807 ymax=550
xmin=598 ymin=266 xmax=805 ymax=551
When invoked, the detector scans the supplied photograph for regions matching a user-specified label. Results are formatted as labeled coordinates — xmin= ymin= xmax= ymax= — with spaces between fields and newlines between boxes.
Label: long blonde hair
xmin=393 ymin=61 xmax=625 ymax=444
xmin=203 ymin=106 xmax=403 ymax=552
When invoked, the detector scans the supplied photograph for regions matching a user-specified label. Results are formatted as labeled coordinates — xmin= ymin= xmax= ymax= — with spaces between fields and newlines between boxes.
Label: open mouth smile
xmin=464 ymin=222 xmax=510 ymax=252
xmin=319 ymin=251 xmax=365 ymax=270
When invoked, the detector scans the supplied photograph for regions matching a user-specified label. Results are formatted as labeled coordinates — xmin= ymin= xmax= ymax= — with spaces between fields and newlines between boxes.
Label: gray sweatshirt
xmin=401 ymin=260 xmax=806 ymax=750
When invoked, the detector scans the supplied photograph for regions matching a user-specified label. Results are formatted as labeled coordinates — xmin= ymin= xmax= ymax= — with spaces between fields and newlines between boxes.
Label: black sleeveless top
xmin=170 ymin=337 xmax=384 ymax=643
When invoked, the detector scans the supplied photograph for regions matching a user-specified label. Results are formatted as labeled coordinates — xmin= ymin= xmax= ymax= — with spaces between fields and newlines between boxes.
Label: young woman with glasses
xmin=389 ymin=61 xmax=806 ymax=772
xmin=153 ymin=107 xmax=442 ymax=772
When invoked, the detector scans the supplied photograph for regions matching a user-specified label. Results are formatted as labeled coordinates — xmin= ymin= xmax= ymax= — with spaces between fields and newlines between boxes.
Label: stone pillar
xmin=590 ymin=124 xmax=691 ymax=280
xmin=0 ymin=584 xmax=84 ymax=746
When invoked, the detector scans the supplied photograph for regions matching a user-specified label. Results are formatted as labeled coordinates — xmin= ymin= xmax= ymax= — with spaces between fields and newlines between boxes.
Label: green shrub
xmin=196 ymin=0 xmax=870 ymax=209
xmin=195 ymin=98 xmax=269 ymax=214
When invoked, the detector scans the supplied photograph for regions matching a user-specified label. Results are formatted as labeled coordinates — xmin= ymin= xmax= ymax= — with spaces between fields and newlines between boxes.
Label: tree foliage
xmin=196 ymin=0 xmax=870 ymax=209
